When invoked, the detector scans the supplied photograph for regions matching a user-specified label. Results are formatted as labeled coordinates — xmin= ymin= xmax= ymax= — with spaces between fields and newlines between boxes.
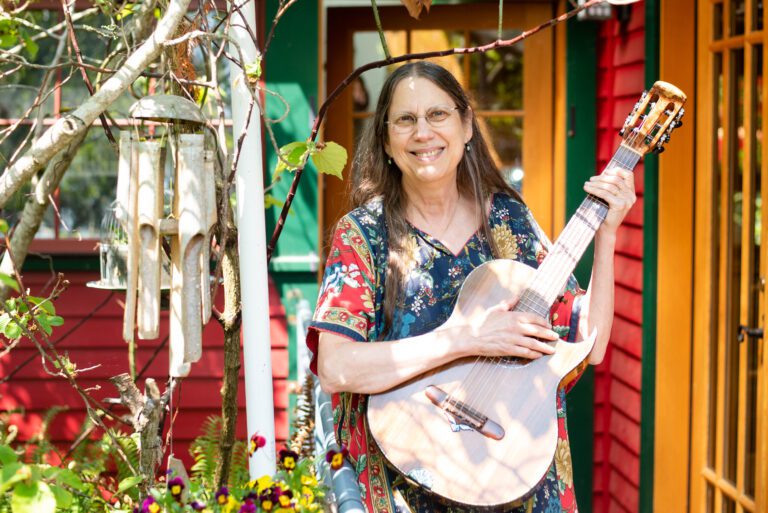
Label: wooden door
xmin=321 ymin=2 xmax=558 ymax=250
xmin=692 ymin=1 xmax=768 ymax=511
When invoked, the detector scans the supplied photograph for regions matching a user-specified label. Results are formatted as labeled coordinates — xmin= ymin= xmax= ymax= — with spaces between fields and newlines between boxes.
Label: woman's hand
xmin=468 ymin=299 xmax=559 ymax=359
xmin=583 ymin=167 xmax=637 ymax=235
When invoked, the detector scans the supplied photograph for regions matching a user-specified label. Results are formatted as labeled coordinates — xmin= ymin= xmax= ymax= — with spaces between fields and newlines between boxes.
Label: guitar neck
xmin=515 ymin=143 xmax=643 ymax=318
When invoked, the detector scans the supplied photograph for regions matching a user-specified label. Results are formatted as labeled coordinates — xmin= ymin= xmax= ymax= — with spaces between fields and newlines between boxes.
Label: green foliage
xmin=189 ymin=416 xmax=248 ymax=490
xmin=273 ymin=140 xmax=348 ymax=182
xmin=0 ymin=294 xmax=64 ymax=342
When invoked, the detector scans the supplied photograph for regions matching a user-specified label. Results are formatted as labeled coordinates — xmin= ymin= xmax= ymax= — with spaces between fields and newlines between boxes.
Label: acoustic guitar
xmin=366 ymin=81 xmax=687 ymax=508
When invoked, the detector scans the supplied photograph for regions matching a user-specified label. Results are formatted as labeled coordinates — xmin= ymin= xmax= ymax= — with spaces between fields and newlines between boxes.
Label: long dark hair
xmin=351 ymin=61 xmax=522 ymax=337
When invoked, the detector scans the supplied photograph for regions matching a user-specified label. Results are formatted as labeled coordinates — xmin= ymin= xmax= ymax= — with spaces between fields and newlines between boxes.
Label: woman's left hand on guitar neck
xmin=578 ymin=166 xmax=637 ymax=365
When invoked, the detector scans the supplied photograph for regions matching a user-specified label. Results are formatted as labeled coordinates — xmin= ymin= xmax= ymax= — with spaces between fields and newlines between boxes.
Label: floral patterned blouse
xmin=307 ymin=193 xmax=585 ymax=513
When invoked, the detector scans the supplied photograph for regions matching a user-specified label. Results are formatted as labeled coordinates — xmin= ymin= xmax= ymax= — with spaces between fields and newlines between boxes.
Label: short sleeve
xmin=306 ymin=215 xmax=377 ymax=374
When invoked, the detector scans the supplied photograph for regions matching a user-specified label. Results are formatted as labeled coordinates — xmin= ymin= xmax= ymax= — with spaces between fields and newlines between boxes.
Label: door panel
xmin=692 ymin=1 xmax=767 ymax=511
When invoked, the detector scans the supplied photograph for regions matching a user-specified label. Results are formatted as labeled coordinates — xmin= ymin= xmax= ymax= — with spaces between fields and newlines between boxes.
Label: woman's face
xmin=384 ymin=76 xmax=473 ymax=190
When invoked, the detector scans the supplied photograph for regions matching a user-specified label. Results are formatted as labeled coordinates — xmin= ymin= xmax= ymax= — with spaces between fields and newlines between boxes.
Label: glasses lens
xmin=427 ymin=109 xmax=451 ymax=124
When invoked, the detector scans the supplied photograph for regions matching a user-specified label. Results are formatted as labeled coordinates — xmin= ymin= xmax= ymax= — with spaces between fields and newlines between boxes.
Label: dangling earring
xmin=387 ymin=157 xmax=392 ymax=165
xmin=465 ymin=143 xmax=471 ymax=153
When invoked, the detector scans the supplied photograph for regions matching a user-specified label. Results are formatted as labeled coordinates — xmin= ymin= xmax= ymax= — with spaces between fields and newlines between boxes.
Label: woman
xmin=307 ymin=62 xmax=635 ymax=513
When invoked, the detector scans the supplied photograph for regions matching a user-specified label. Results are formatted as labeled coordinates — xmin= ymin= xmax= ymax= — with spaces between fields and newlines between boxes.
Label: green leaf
xmin=263 ymin=194 xmax=284 ymax=210
xmin=245 ymin=57 xmax=262 ymax=81
xmin=0 ymin=273 xmax=19 ymax=292
xmin=0 ymin=219 xmax=8 ymax=235
xmin=49 ymin=485 xmax=72 ymax=509
xmin=273 ymin=141 xmax=309 ymax=181
xmin=116 ymin=475 xmax=143 ymax=494
xmin=20 ymin=32 xmax=37 ymax=60
xmin=11 ymin=481 xmax=56 ymax=513
xmin=42 ymin=468 xmax=84 ymax=491
xmin=0 ymin=445 xmax=17 ymax=465
xmin=115 ymin=3 xmax=134 ymax=20
xmin=311 ymin=141 xmax=347 ymax=180
xmin=28 ymin=297 xmax=55 ymax=315
xmin=0 ymin=463 xmax=27 ymax=495
xmin=34 ymin=315 xmax=52 ymax=336
xmin=4 ymin=321 xmax=22 ymax=340
xmin=47 ymin=316 xmax=64 ymax=327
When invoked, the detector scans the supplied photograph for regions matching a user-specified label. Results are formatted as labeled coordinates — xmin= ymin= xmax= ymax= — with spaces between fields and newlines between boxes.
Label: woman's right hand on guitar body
xmin=466 ymin=299 xmax=558 ymax=360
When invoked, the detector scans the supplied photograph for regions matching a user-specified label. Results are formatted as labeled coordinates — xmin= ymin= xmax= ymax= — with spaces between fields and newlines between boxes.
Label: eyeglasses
xmin=386 ymin=106 xmax=459 ymax=134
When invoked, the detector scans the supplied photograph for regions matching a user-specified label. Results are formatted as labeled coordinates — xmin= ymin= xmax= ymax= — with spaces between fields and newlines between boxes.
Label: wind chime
xmin=115 ymin=94 xmax=217 ymax=377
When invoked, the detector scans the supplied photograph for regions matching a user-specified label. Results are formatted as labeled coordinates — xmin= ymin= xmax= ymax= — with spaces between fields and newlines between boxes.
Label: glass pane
xmin=744 ymin=44 xmax=762 ymax=498
xmin=755 ymin=0 xmax=764 ymax=30
xmin=479 ymin=115 xmax=523 ymax=192
xmin=57 ymin=128 xmax=119 ymax=238
xmin=730 ymin=0 xmax=746 ymax=35
xmin=715 ymin=2 xmax=724 ymax=39
xmin=411 ymin=30 xmax=465 ymax=80
xmin=353 ymin=31 xmax=407 ymax=114
xmin=722 ymin=495 xmax=736 ymax=513
xmin=708 ymin=52 xmax=724 ymax=469
xmin=723 ymin=47 xmax=745 ymax=484
xmin=469 ymin=30 xmax=523 ymax=111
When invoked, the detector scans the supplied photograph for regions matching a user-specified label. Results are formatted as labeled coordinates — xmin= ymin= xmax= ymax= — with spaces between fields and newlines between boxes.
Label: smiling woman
xmin=306 ymin=61 xmax=636 ymax=513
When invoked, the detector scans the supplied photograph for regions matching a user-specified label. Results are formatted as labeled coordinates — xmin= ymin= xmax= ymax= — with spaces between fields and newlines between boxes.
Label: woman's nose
xmin=413 ymin=117 xmax=435 ymax=139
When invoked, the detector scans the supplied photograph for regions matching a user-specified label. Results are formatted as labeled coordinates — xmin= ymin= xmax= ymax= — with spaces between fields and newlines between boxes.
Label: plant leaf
xmin=311 ymin=141 xmax=347 ymax=180
xmin=4 ymin=321 xmax=22 ymax=340
xmin=0 ymin=445 xmax=18 ymax=465
xmin=42 ymin=467 xmax=85 ymax=491
xmin=399 ymin=0 xmax=432 ymax=19
xmin=11 ymin=481 xmax=57 ymax=513
xmin=28 ymin=297 xmax=55 ymax=315
xmin=273 ymin=141 xmax=309 ymax=181
xmin=0 ymin=273 xmax=19 ymax=292
xmin=47 ymin=316 xmax=64 ymax=327
xmin=0 ymin=219 xmax=8 ymax=235
xmin=0 ymin=463 xmax=27 ymax=495
xmin=49 ymin=485 xmax=72 ymax=509
xmin=116 ymin=475 xmax=143 ymax=494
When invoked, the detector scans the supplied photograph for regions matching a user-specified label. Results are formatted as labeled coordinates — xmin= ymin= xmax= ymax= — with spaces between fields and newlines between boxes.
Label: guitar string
xmin=465 ymin=134 xmax=646 ymax=415
xmin=449 ymin=131 xmax=647 ymax=419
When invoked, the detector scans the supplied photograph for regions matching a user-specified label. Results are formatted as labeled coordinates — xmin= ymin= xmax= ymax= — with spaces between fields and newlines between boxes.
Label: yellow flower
xmin=256 ymin=474 xmax=274 ymax=493
xmin=148 ymin=503 xmax=161 ymax=513
xmin=301 ymin=485 xmax=315 ymax=504
xmin=223 ymin=496 xmax=240 ymax=513
xmin=278 ymin=495 xmax=292 ymax=507
xmin=554 ymin=438 xmax=574 ymax=488
xmin=403 ymin=234 xmax=420 ymax=271
xmin=301 ymin=474 xmax=317 ymax=487
xmin=491 ymin=224 xmax=519 ymax=260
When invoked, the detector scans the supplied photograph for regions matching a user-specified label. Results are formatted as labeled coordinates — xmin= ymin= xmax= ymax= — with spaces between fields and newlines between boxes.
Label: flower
xmin=215 ymin=486 xmax=230 ymax=505
xmin=300 ymin=474 xmax=318 ymax=488
xmin=238 ymin=499 xmax=257 ymax=513
xmin=190 ymin=501 xmax=206 ymax=511
xmin=255 ymin=474 xmax=274 ymax=493
xmin=491 ymin=224 xmax=520 ymax=260
xmin=325 ymin=446 xmax=349 ymax=470
xmin=167 ymin=476 xmax=185 ymax=501
xmin=249 ymin=433 xmax=267 ymax=456
xmin=139 ymin=497 xmax=161 ymax=513
xmin=278 ymin=448 xmax=298 ymax=471
xmin=554 ymin=438 xmax=574 ymax=488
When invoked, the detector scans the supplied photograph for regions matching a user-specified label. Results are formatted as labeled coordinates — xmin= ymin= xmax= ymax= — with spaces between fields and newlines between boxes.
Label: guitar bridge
xmin=425 ymin=385 xmax=505 ymax=440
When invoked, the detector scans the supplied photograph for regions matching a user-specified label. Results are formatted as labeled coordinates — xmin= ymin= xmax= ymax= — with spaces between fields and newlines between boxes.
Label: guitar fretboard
xmin=515 ymin=143 xmax=643 ymax=318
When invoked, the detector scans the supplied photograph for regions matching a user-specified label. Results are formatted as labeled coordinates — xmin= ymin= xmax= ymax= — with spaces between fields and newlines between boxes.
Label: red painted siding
xmin=593 ymin=5 xmax=646 ymax=513
xmin=0 ymin=271 xmax=289 ymax=467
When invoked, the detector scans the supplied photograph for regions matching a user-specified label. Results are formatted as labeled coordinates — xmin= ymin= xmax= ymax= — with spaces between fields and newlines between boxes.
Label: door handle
xmin=737 ymin=324 xmax=764 ymax=343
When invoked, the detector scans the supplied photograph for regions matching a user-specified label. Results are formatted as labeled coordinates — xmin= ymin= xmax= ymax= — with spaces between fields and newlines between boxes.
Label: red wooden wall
xmin=593 ymin=5 xmax=646 ymax=513
xmin=0 ymin=270 xmax=289 ymax=468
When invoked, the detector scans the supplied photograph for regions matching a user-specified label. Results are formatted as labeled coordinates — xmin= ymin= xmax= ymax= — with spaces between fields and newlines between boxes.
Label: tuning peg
xmin=675 ymin=119 xmax=683 ymax=128
xmin=655 ymin=145 xmax=666 ymax=154
xmin=663 ymin=133 xmax=672 ymax=143
xmin=619 ymin=128 xmax=626 ymax=136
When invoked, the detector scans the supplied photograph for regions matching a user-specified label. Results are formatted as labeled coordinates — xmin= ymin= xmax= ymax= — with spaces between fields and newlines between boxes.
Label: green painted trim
xmin=565 ymin=17 xmax=598 ymax=513
xmin=22 ymin=255 xmax=99 ymax=272
xmin=639 ymin=1 xmax=660 ymax=511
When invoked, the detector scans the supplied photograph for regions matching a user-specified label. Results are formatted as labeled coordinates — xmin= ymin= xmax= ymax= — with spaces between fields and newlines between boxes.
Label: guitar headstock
xmin=619 ymin=81 xmax=687 ymax=155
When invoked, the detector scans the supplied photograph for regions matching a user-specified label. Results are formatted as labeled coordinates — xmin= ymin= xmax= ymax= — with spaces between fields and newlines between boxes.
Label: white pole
xmin=228 ymin=1 xmax=276 ymax=478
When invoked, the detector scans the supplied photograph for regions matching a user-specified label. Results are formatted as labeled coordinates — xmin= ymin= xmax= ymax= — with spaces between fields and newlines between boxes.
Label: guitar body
xmin=367 ymin=259 xmax=596 ymax=507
